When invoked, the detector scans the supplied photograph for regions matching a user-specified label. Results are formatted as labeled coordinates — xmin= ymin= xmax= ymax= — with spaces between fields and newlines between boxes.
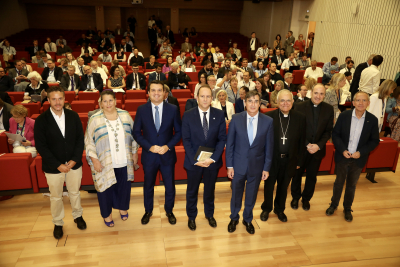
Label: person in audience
xmin=339 ymin=60 xmax=355 ymax=77
xmin=322 ymin=57 xmax=339 ymax=75
xmin=181 ymin=37 xmax=192 ymax=52
xmin=194 ymin=73 xmax=208 ymax=100
xmin=60 ymin=66 xmax=80 ymax=94
xmin=294 ymin=34 xmax=306 ymax=56
xmin=201 ymin=53 xmax=214 ymax=65
xmin=304 ymin=60 xmax=323 ymax=81
xmin=108 ymin=38 xmax=118 ymax=52
xmin=81 ymin=65 xmax=103 ymax=92
xmin=56 ymin=41 xmax=72 ymax=56
xmin=189 ymin=27 xmax=197 ymax=38
xmin=80 ymin=43 xmax=94 ymax=56
xmin=175 ymin=50 xmax=186 ymax=66
xmin=232 ymin=43 xmax=242 ymax=60
xmin=291 ymin=83 xmax=333 ymax=210
xmin=185 ymin=98 xmax=198 ymax=111
xmin=350 ymin=54 xmax=375 ymax=100
xmin=254 ymin=61 xmax=267 ymax=78
xmin=34 ymin=86 xmax=86 ymax=239
xmin=0 ymin=68 xmax=14 ymax=92
xmin=81 ymin=50 xmax=93 ymax=65
xmin=44 ymin=37 xmax=57 ymax=52
xmin=358 ymin=55 xmax=383 ymax=96
xmin=188 ymin=49 xmax=198 ymax=63
xmin=0 ymin=98 xmax=13 ymax=131
xmin=114 ymin=24 xmax=122 ymax=36
xmin=293 ymin=85 xmax=309 ymax=103
xmin=24 ymin=71 xmax=49 ymax=103
xmin=126 ymin=64 xmax=146 ymax=90
xmin=261 ymin=72 xmax=273 ymax=92
xmin=212 ymin=90 xmax=235 ymax=124
xmin=148 ymin=23 xmax=158 ymax=57
xmin=227 ymin=77 xmax=240 ymax=103
xmin=260 ymin=89 xmax=306 ymax=223
xmin=339 ymin=56 xmax=352 ymax=71
xmin=216 ymin=70 xmax=232 ymax=91
xmin=167 ymin=62 xmax=188 ymax=89
xmin=322 ymin=65 xmax=338 ymax=85
xmin=38 ymin=53 xmax=49 ymax=68
xmin=273 ymin=34 xmax=282 ymax=50
xmin=64 ymin=102 xmax=72 ymax=110
xmin=182 ymin=84 xmax=226 ymax=231
xmin=90 ymin=60 xmax=107 ymax=87
xmin=368 ymin=80 xmax=396 ymax=132
xmin=255 ymin=42 xmax=269 ymax=63
xmin=231 ymin=65 xmax=243 ymax=83
xmin=247 ymin=32 xmax=261 ymax=62
xmin=210 ymin=63 xmax=220 ymax=80
xmin=20 ymin=58 xmax=32 ymax=73
xmin=237 ymin=58 xmax=253 ymax=79
xmin=112 ymin=60 xmax=126 ymax=78
xmin=386 ymin=87 xmax=400 ymax=141
xmin=194 ymin=42 xmax=204 ymax=56
xmin=75 ymin=57 xmax=86 ymax=76
xmin=197 ymin=61 xmax=211 ymax=81
xmin=99 ymin=50 xmax=112 ymax=62
xmin=56 ymin=36 xmax=67 ymax=46
xmin=207 ymin=75 xmax=218 ymax=98
xmin=238 ymin=71 xmax=255 ymax=91
xmin=268 ymin=63 xmax=284 ymax=85
xmin=283 ymin=72 xmax=296 ymax=91
xmin=128 ymin=49 xmax=144 ymax=67
xmin=26 ymin=39 xmax=42 ymax=58
xmin=324 ymin=73 xmax=347 ymax=121
xmin=125 ymin=35 xmax=134 ymax=47
xmin=297 ymin=54 xmax=310 ymax=70
xmin=307 ymin=32 xmax=314 ymax=57
xmin=8 ymin=105 xmax=37 ymax=157
xmin=107 ymin=66 xmax=126 ymax=89
xmin=284 ymin=31 xmax=295 ymax=57
xmin=279 ymin=48 xmax=287 ymax=61
xmin=65 ymin=53 xmax=78 ymax=68
xmin=58 ymin=58 xmax=69 ymax=73
xmin=326 ymin=91 xmax=379 ymax=222
xmin=213 ymin=46 xmax=224 ymax=63
xmin=0 ymin=39 xmax=16 ymax=65
xmin=265 ymin=49 xmax=274 ymax=65
xmin=149 ymin=64 xmax=166 ymax=84
xmin=156 ymin=29 xmax=166 ymax=46
xmin=162 ymin=56 xmax=173 ymax=74
xmin=98 ymin=33 xmax=111 ymax=51
xmin=120 ymin=39 xmax=132 ymax=53
xmin=97 ymin=57 xmax=110 ymax=76
xmin=165 ymin=25 xmax=175 ymax=46
xmin=162 ymin=85 xmax=179 ymax=112
xmin=281 ymin=53 xmax=297 ymax=72
xmin=270 ymin=80 xmax=284 ymax=108
xmin=76 ymin=34 xmax=90 ymax=47
xmin=114 ymin=48 xmax=126 ymax=62
xmin=127 ymin=15 xmax=137 ymax=35
xmin=159 ymin=41 xmax=172 ymax=59
xmin=9 ymin=60 xmax=29 ymax=91
xmin=255 ymin=78 xmax=269 ymax=108
xmin=206 ymin=42 xmax=215 ymax=54
xmin=218 ymin=59 xmax=231 ymax=78
xmin=146 ymin=55 xmax=157 ymax=69
xmin=234 ymin=86 xmax=249 ymax=113
xmin=342 ymin=71 xmax=352 ymax=94
xmin=31 ymin=51 xmax=42 ymax=63
xmin=124 ymin=27 xmax=134 ymax=38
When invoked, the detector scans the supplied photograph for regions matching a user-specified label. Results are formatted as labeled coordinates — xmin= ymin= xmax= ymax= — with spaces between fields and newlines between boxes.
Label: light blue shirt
xmin=348 ymin=109 xmax=366 ymax=153
xmin=247 ymin=112 xmax=259 ymax=141
xmin=322 ymin=62 xmax=339 ymax=75
xmin=151 ymin=101 xmax=163 ymax=127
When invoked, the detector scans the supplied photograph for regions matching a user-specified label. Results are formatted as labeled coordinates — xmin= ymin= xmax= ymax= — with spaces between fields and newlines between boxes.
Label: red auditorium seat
xmin=126 ymin=90 xmax=147 ymax=100
xmin=8 ymin=92 xmax=24 ymax=103
xmin=280 ymin=68 xmax=285 ymax=77
xmin=124 ymin=99 xmax=147 ymax=111
xmin=37 ymin=68 xmax=44 ymax=75
xmin=292 ymin=70 xmax=305 ymax=84
xmin=64 ymin=91 xmax=76 ymax=103
xmin=78 ymin=91 xmax=100 ymax=101
xmin=172 ymin=89 xmax=191 ymax=98
xmin=186 ymin=72 xmax=199 ymax=82
xmin=317 ymin=62 xmax=324 ymax=68
xmin=71 ymin=100 xmax=96 ymax=113
xmin=260 ymin=108 xmax=277 ymax=113
xmin=0 ymin=132 xmax=10 ymax=153
xmin=0 ymin=153 xmax=34 ymax=191
xmin=28 ymin=63 xmax=38 ymax=71
xmin=188 ymin=82 xmax=197 ymax=94
xmin=174 ymin=146 xmax=186 ymax=180
xmin=177 ymin=98 xmax=190 ymax=105
xmin=31 ymin=114 xmax=40 ymax=120
xmin=179 ymin=104 xmax=185 ymax=118
xmin=17 ymin=101 xmax=41 ymax=115
xmin=317 ymin=77 xmax=322 ymax=83
xmin=365 ymin=137 xmax=399 ymax=170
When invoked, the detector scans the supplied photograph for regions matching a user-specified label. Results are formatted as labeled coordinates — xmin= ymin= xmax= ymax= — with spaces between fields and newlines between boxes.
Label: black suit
xmin=60 ymin=74 xmax=81 ymax=91
xmin=350 ymin=62 xmax=369 ymax=100
xmin=80 ymin=73 xmax=103 ymax=92
xmin=34 ymin=108 xmax=84 ymax=174
xmin=0 ymin=102 xmax=13 ymax=131
xmin=293 ymin=95 xmax=309 ymax=103
xmin=98 ymin=37 xmax=111 ymax=51
xmin=166 ymin=96 xmax=180 ymax=116
xmin=148 ymin=28 xmax=158 ymax=57
xmin=26 ymin=46 xmax=43 ymax=58
xmin=291 ymin=100 xmax=334 ymax=201
xmin=271 ymin=55 xmax=284 ymax=70
xmin=261 ymin=109 xmax=306 ymax=213
xmin=129 ymin=55 xmax=144 ymax=66
xmin=270 ymin=72 xmax=284 ymax=86
xmin=165 ymin=30 xmax=175 ymax=44
xmin=284 ymin=82 xmax=297 ymax=92
xmin=167 ymin=71 xmax=188 ymax=89
xmin=0 ymin=75 xmax=14 ymax=92
xmin=0 ymin=91 xmax=13 ymax=105
xmin=126 ymin=72 xmax=146 ymax=90
xmin=235 ymin=98 xmax=245 ymax=114
xmin=41 ymin=67 xmax=63 ymax=83
xmin=185 ymin=98 xmax=198 ymax=111
xmin=121 ymin=43 xmax=132 ymax=53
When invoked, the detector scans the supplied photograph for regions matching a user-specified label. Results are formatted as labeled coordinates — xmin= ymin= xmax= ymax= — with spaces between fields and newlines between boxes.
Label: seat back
xmin=78 ymin=91 xmax=100 ymax=101
xmin=0 ymin=153 xmax=33 ymax=191
xmin=125 ymin=90 xmax=147 ymax=100
xmin=71 ymin=100 xmax=96 ymax=113
xmin=171 ymin=89 xmax=191 ymax=98
xmin=124 ymin=99 xmax=147 ymax=112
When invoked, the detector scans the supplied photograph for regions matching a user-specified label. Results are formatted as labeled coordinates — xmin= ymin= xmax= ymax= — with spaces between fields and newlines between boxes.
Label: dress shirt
xmin=304 ymin=67 xmax=323 ymax=81
xmin=281 ymin=58 xmax=297 ymax=70
xmin=198 ymin=107 xmax=210 ymax=128
xmin=322 ymin=62 xmax=339 ymax=75
xmin=151 ymin=101 xmax=163 ymax=126
xmin=339 ymin=67 xmax=355 ymax=76
xmin=250 ymin=38 xmax=256 ymax=50
xmin=176 ymin=55 xmax=185 ymax=66
xmin=47 ymin=68 xmax=57 ymax=83
xmin=76 ymin=65 xmax=85 ymax=76
xmin=213 ymin=53 xmax=224 ymax=62
xmin=67 ymin=75 xmax=75 ymax=91
xmin=348 ymin=109 xmax=365 ymax=153
xmin=87 ymin=75 xmax=95 ymax=89
xmin=0 ymin=41 xmax=16 ymax=55
xmin=131 ymin=73 xmax=140 ymax=89
xmin=92 ymin=68 xmax=108 ymax=86
xmin=50 ymin=108 xmax=65 ymax=137
xmin=358 ymin=65 xmax=381 ymax=95
xmin=255 ymin=47 xmax=268 ymax=59
xmin=56 ymin=39 xmax=67 ymax=46
xmin=247 ymin=112 xmax=258 ymax=141
xmin=238 ymin=80 xmax=256 ymax=91
xmin=99 ymin=54 xmax=112 ymax=62
xmin=0 ymin=107 xmax=4 ymax=130
xmin=216 ymin=78 xmax=230 ymax=90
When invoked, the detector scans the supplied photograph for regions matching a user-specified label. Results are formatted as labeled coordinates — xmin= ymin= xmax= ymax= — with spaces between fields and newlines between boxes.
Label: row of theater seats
xmin=1 ymin=137 xmax=399 ymax=194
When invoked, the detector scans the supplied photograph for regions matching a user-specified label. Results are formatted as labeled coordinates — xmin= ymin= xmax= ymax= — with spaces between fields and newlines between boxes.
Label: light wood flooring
xmin=1 ymin=160 xmax=400 ymax=267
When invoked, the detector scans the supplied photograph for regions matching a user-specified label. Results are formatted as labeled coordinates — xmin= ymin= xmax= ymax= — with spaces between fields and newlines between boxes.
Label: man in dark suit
xmin=163 ymin=86 xmax=180 ymax=116
xmin=167 ymin=62 xmax=188 ymax=89
xmin=34 ymin=86 xmax=86 ymax=240
xmin=271 ymin=48 xmax=284 ymax=70
xmin=260 ymin=89 xmax=306 ymax=223
xmin=133 ymin=81 xmax=182 ymax=225
xmin=182 ymin=85 xmax=227 ymax=231
xmin=149 ymin=64 xmax=166 ymax=84
xmin=185 ymin=98 xmax=198 ymax=111
xmin=126 ymin=64 xmax=146 ymax=90
xmin=148 ymin=24 xmax=158 ymax=57
xmin=234 ymin=86 xmax=249 ymax=114
xmin=0 ymin=98 xmax=13 ymax=131
xmin=284 ymin=31 xmax=295 ymax=57
xmin=60 ymin=66 xmax=80 ymax=93
xmin=350 ymin=54 xmax=375 ymax=100
xmin=283 ymin=72 xmax=296 ymax=92
xmin=293 ymin=85 xmax=310 ymax=103
xmin=0 ymin=91 xmax=13 ymax=105
xmin=326 ymin=91 xmax=379 ymax=222
xmin=226 ymin=90 xmax=274 ymax=235
xmin=217 ymin=59 xmax=231 ymax=79
xmin=8 ymin=61 xmax=30 ymax=91
xmin=240 ymin=58 xmax=255 ymax=80
xmin=247 ymin=32 xmax=261 ymax=62
xmin=26 ymin=39 xmax=43 ymax=58
xmin=76 ymin=34 xmax=91 ymax=47
xmin=129 ymin=49 xmax=144 ymax=66
xmin=165 ymin=25 xmax=175 ymax=45
xmin=120 ymin=39 xmax=132 ymax=53
xmin=0 ymin=68 xmax=14 ymax=92
xmin=80 ymin=66 xmax=103 ymax=92
xmin=291 ymin=84 xmax=334 ymax=210
xmin=97 ymin=33 xmax=111 ymax=51
xmin=41 ymin=59 xmax=63 ymax=83
xmin=198 ymin=61 xmax=212 ymax=81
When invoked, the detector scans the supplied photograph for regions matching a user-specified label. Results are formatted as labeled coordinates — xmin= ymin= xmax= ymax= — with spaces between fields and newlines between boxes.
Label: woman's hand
xmin=7 ymin=138 xmax=14 ymax=145
xmin=92 ymin=158 xmax=103 ymax=173
xmin=22 ymin=140 xmax=31 ymax=147
xmin=23 ymin=95 xmax=31 ymax=100
xmin=133 ymin=153 xmax=138 ymax=165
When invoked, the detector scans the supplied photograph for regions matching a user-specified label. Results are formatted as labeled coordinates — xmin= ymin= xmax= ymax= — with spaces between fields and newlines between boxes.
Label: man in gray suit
xmin=181 ymin=37 xmax=192 ymax=52
xmin=8 ymin=60 xmax=29 ymax=91
xmin=285 ymin=31 xmax=295 ymax=57
xmin=60 ymin=66 xmax=81 ymax=94
xmin=38 ymin=54 xmax=48 ymax=68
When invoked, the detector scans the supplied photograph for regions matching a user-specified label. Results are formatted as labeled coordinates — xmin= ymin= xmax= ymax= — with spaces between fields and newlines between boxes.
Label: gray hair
xmin=311 ymin=60 xmax=317 ymax=64
xmin=207 ymin=75 xmax=216 ymax=81
xmin=354 ymin=91 xmax=370 ymax=101
xmin=216 ymin=89 xmax=228 ymax=98
xmin=367 ymin=54 xmax=376 ymax=61
xmin=27 ymin=71 xmax=42 ymax=82
xmin=284 ymin=72 xmax=293 ymax=79
xmin=277 ymin=89 xmax=293 ymax=101
xmin=171 ymin=62 xmax=179 ymax=69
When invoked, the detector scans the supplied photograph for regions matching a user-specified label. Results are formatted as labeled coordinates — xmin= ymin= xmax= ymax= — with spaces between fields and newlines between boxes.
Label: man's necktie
xmin=155 ymin=106 xmax=160 ymax=132
xmin=203 ymin=112 xmax=208 ymax=140
xmin=157 ymin=74 xmax=159 ymax=80
xmin=248 ymin=117 xmax=254 ymax=145
xmin=88 ymin=75 xmax=92 ymax=89
xmin=71 ymin=76 xmax=74 ymax=90
xmin=80 ymin=67 xmax=83 ymax=75
xmin=135 ymin=74 xmax=139 ymax=88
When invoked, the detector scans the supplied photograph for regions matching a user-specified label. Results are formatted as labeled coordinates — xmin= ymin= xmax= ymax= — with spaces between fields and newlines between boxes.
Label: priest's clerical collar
xmin=311 ymin=99 xmax=319 ymax=107
xmin=279 ymin=109 xmax=289 ymax=117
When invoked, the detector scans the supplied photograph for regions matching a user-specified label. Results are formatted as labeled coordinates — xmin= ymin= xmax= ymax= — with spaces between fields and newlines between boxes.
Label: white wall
xmin=290 ymin=1 xmax=312 ymax=40
xmin=0 ymin=1 xmax=29 ymax=39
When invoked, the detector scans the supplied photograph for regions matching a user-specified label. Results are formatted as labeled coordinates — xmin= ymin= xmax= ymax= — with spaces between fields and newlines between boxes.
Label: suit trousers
xmin=230 ymin=172 xmax=262 ymax=223
xmin=331 ymin=159 xmax=363 ymax=209
xmin=248 ymin=50 xmax=256 ymax=63
xmin=143 ymin=157 xmax=176 ymax=213
xmin=261 ymin=157 xmax=292 ymax=213
xmin=291 ymin=151 xmax=323 ymax=201
xmin=186 ymin=168 xmax=219 ymax=220
xmin=45 ymin=167 xmax=83 ymax=226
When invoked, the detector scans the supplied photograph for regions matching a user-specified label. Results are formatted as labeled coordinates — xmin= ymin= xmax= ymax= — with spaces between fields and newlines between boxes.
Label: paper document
xmin=5 ymin=133 xmax=25 ymax=142
xmin=112 ymin=88 xmax=125 ymax=93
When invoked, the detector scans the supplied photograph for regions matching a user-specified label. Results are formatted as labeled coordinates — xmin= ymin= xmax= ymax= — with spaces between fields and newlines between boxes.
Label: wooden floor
xmin=1 ymin=160 xmax=400 ymax=267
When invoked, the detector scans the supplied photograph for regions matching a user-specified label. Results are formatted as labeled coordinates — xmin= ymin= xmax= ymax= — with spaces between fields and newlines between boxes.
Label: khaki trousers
xmin=45 ymin=167 xmax=83 ymax=226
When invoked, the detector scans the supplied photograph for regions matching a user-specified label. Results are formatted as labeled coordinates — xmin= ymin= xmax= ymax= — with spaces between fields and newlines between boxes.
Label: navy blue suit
xmin=235 ymin=98 xmax=245 ymax=114
xmin=226 ymin=111 xmax=274 ymax=222
xmin=133 ymin=101 xmax=182 ymax=213
xmin=148 ymin=72 xmax=166 ymax=84
xmin=182 ymin=107 xmax=227 ymax=220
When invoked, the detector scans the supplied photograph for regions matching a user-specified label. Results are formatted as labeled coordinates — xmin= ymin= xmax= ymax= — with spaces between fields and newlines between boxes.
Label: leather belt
xmin=280 ymin=154 xmax=289 ymax=158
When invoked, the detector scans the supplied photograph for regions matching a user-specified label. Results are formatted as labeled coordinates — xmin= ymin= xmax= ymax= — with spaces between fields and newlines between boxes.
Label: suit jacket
xmin=1 ymin=102 xmax=13 ymax=131
xmin=38 ymin=60 xmax=47 ymax=68
xmin=294 ymin=100 xmax=334 ymax=165
xmin=132 ymin=102 xmax=182 ymax=166
xmin=121 ymin=43 xmax=133 ymax=52
xmin=0 ymin=91 xmax=13 ymax=105
xmin=293 ymin=95 xmax=310 ymax=103
xmin=350 ymin=62 xmax=369 ymax=97
xmin=9 ymin=117 xmax=35 ymax=146
xmin=41 ymin=67 xmax=63 ymax=83
xmin=129 ymin=55 xmax=144 ymax=66
xmin=271 ymin=55 xmax=284 ymax=66
xmin=44 ymin=42 xmax=57 ymax=52
xmin=60 ymin=74 xmax=81 ymax=91
xmin=235 ymin=98 xmax=245 ymax=114
xmin=167 ymin=71 xmax=188 ymax=89
xmin=211 ymin=101 xmax=235 ymax=120
xmin=97 ymin=37 xmax=111 ymax=50
xmin=166 ymin=95 xmax=179 ymax=111
xmin=265 ymin=109 xmax=306 ymax=179
xmin=34 ymin=108 xmax=84 ymax=173
xmin=332 ymin=109 xmax=380 ymax=168
xmin=285 ymin=36 xmax=295 ymax=54
xmin=185 ymin=98 xmax=198 ymax=111
xmin=181 ymin=42 xmax=192 ymax=52
xmin=226 ymin=111 xmax=274 ymax=177
xmin=247 ymin=37 xmax=261 ymax=51
xmin=241 ymin=67 xmax=255 ymax=80
xmin=0 ymin=76 xmax=15 ymax=92
xmin=126 ymin=72 xmax=146 ymax=90
xmin=284 ymin=82 xmax=297 ymax=92
xmin=148 ymin=28 xmax=157 ymax=43
xmin=165 ymin=30 xmax=175 ymax=44
xmin=182 ymin=107 xmax=227 ymax=170
xmin=148 ymin=72 xmax=166 ymax=84
xmin=80 ymin=73 xmax=103 ymax=92
xmin=26 ymin=46 xmax=43 ymax=58
xmin=8 ymin=68 xmax=29 ymax=81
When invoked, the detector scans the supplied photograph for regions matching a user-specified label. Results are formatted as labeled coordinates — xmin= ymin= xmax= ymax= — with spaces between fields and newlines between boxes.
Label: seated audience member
xmin=227 ymin=76 xmax=240 ymax=103
xmin=76 ymin=33 xmax=91 ymax=46
xmin=65 ymin=53 xmax=78 ymax=67
xmin=280 ymin=48 xmax=287 ymax=60
xmin=81 ymin=50 xmax=93 ymax=65
xmin=297 ymin=54 xmax=310 ymax=70
xmin=75 ymin=57 xmax=86 ymax=76
xmin=163 ymin=85 xmax=180 ymax=112
xmin=304 ymin=60 xmax=323 ymax=81
xmin=262 ymin=72 xmax=273 ymax=92
xmin=369 ymin=80 xmax=396 ymax=132
xmin=104 ymin=27 xmax=115 ymax=38
xmin=0 ymin=68 xmax=14 ymax=92
xmin=209 ymin=62 xmax=219 ymax=80
xmin=41 ymin=59 xmax=63 ymax=84
xmin=181 ymin=57 xmax=196 ymax=72
xmin=265 ymin=49 xmax=274 ymax=65
xmin=167 ymin=62 xmax=188 ymax=89
xmin=157 ymin=29 xmax=166 ymax=46
xmin=162 ymin=56 xmax=173 ymax=74
xmin=284 ymin=72 xmax=296 ymax=91
xmin=56 ymin=42 xmax=72 ymax=56
xmin=114 ymin=48 xmax=126 ymax=62
xmin=107 ymin=66 xmax=126 ymax=89
xmin=59 ymin=58 xmax=69 ymax=72
xmin=218 ymin=59 xmax=231 ymax=78
xmin=251 ymin=60 xmax=258 ymax=71
xmin=31 ymin=51 xmax=42 ymax=63
xmin=175 ymin=50 xmax=186 ymax=66
xmin=108 ymin=38 xmax=118 ymax=52
xmin=238 ymin=71 xmax=255 ymax=91
xmin=91 ymin=61 xmax=107 ymax=86
xmin=324 ymin=73 xmax=347 ymax=121
xmin=81 ymin=65 xmax=103 ymax=92
xmin=212 ymin=90 xmax=235 ymax=123
xmin=146 ymin=55 xmax=157 ymax=69
xmin=254 ymin=61 xmax=267 ymax=78
xmin=213 ymin=46 xmax=224 ymax=63
xmin=185 ymin=98 xmax=198 ymax=111
xmin=38 ymin=54 xmax=49 ymax=68
xmin=270 ymin=80 xmax=284 ymax=108
xmin=339 ymin=56 xmax=352 ymax=70
xmin=129 ymin=49 xmax=144 ymax=66
xmin=99 ymin=50 xmax=112 ymax=62
xmin=96 ymin=57 xmax=110 ymax=76
xmin=359 ymin=55 xmax=384 ymax=95
xmin=294 ymin=34 xmax=306 ymax=56
xmin=281 ymin=53 xmax=297 ymax=72
xmin=23 ymin=71 xmax=49 ymax=103
xmin=231 ymin=65 xmax=243 ymax=83
xmin=216 ymin=70 xmax=233 ymax=91
xmin=227 ymin=48 xmax=238 ymax=63
xmin=271 ymin=48 xmax=284 ymax=70
xmin=9 ymin=60 xmax=29 ymax=91
xmin=120 ymin=39 xmax=132 ymax=53
xmin=254 ymin=78 xmax=269 ymax=108
xmin=201 ymin=53 xmax=214 ymax=66
xmin=125 ymin=35 xmax=134 ymax=47
xmin=0 ymin=39 xmax=16 ymax=65
xmin=98 ymin=33 xmax=111 ymax=50
xmin=207 ymin=75 xmax=218 ymax=98
xmin=322 ymin=57 xmax=339 ymax=75
xmin=232 ymin=42 xmax=242 ymax=60
xmin=126 ymin=64 xmax=146 ymax=90
xmin=386 ymin=87 xmax=400 ymax=141
xmin=304 ymin=77 xmax=317 ymax=98
xmin=207 ymin=42 xmax=216 ymax=54
xmin=7 ymin=105 xmax=37 ymax=157
xmin=255 ymin=42 xmax=269 ymax=62
xmin=148 ymin=64 xmax=166 ymax=84
xmin=124 ymin=27 xmax=134 ymax=38
xmin=240 ymin=58 xmax=255 ymax=79
xmin=26 ymin=39 xmax=43 ymax=58
xmin=188 ymin=49 xmax=198 ymax=63
xmin=0 ymin=98 xmax=13 ymax=131
xmin=342 ymin=71 xmax=352 ymax=95
xmin=194 ymin=73 xmax=208 ymax=100
xmin=44 ymin=37 xmax=57 ymax=52
xmin=234 ymin=86 xmax=249 ymax=113
xmin=159 ymin=41 xmax=172 ymax=59
xmin=60 ymin=66 xmax=80 ymax=94
xmin=293 ymin=84 xmax=309 ymax=103
xmin=56 ymin=36 xmax=67 ymax=46
xmin=322 ymin=65 xmax=338 ymax=85
xmin=196 ymin=42 xmax=206 ymax=56
xmin=20 ymin=58 xmax=32 ymax=73
xmin=339 ymin=59 xmax=355 ymax=77
xmin=181 ymin=37 xmax=192 ymax=52
xmin=112 ymin=60 xmax=126 ymax=78
xmin=80 ymin=43 xmax=94 ymax=56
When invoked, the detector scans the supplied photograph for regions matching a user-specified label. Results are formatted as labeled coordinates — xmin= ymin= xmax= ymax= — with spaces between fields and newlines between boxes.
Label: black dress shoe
xmin=242 ymin=220 xmax=255 ymax=234
xmin=74 ymin=216 xmax=87 ymax=230
xmin=141 ymin=212 xmax=152 ymax=225
xmin=302 ymin=200 xmax=310 ymax=211
xmin=274 ymin=210 xmax=288 ymax=222
xmin=227 ymin=220 xmax=238 ymax=233
xmin=206 ymin=217 xmax=217 ymax=228
xmin=188 ymin=219 xmax=196 ymax=231
xmin=290 ymin=199 xmax=299 ymax=210
xmin=344 ymin=209 xmax=353 ymax=222
xmin=166 ymin=212 xmax=176 ymax=225
xmin=325 ymin=204 xmax=337 ymax=216
xmin=260 ymin=211 xmax=269 ymax=221
xmin=53 ymin=225 xmax=63 ymax=239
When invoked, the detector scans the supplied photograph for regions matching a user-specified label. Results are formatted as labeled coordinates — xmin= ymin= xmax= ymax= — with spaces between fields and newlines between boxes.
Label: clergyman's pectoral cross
xmin=281 ymin=136 xmax=287 ymax=145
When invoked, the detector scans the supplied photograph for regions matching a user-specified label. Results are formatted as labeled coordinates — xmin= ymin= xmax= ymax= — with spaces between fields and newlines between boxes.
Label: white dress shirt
xmin=50 ymin=108 xmax=65 ymax=137
xmin=198 ymin=107 xmax=210 ymax=128
xmin=358 ymin=65 xmax=381 ymax=95
xmin=105 ymin=117 xmax=127 ymax=168
xmin=44 ymin=42 xmax=57 ymax=52
xmin=238 ymin=80 xmax=256 ymax=91
xmin=67 ymin=75 xmax=75 ymax=91
xmin=250 ymin=38 xmax=256 ymax=51
xmin=348 ymin=109 xmax=365 ymax=153
xmin=304 ymin=67 xmax=323 ymax=81
xmin=92 ymin=67 xmax=108 ymax=86
xmin=0 ymin=107 xmax=4 ymax=130
xmin=47 ymin=68 xmax=57 ymax=83
xmin=0 ymin=41 xmax=16 ymax=56
xmin=213 ymin=53 xmax=224 ymax=62
xmin=151 ymin=101 xmax=163 ymax=126
xmin=281 ymin=58 xmax=297 ymax=70
xmin=86 ymin=75 xmax=96 ymax=89
xmin=76 ymin=65 xmax=85 ymax=76
xmin=216 ymin=78 xmax=230 ymax=90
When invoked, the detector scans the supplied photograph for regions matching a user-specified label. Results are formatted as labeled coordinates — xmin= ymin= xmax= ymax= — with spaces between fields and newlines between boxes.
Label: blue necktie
xmin=155 ymin=106 xmax=160 ymax=132
xmin=248 ymin=117 xmax=254 ymax=146
xmin=202 ymin=112 xmax=208 ymax=140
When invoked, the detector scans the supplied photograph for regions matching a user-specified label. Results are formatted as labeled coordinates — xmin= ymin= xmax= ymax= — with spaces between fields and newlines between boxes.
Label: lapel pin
xmin=213 ymin=117 xmax=215 ymax=120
